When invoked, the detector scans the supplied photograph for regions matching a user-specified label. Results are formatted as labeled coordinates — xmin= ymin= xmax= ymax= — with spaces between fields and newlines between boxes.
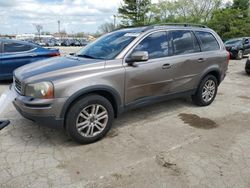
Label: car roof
xmin=0 ymin=38 xmax=39 ymax=47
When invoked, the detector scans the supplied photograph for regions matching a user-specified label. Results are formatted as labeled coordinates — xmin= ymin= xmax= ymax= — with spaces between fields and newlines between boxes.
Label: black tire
xmin=236 ymin=50 xmax=243 ymax=60
xmin=192 ymin=75 xmax=218 ymax=106
xmin=65 ymin=94 xmax=114 ymax=144
xmin=246 ymin=71 xmax=250 ymax=75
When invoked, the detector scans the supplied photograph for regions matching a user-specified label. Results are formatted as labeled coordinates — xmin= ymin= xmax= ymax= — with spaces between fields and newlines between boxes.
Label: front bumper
xmin=12 ymin=87 xmax=66 ymax=128
xmin=227 ymin=50 xmax=238 ymax=59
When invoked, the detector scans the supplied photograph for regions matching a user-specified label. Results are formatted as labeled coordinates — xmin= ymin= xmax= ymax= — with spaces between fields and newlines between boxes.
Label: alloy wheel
xmin=76 ymin=104 xmax=108 ymax=138
xmin=202 ymin=80 xmax=216 ymax=103
xmin=238 ymin=50 xmax=243 ymax=59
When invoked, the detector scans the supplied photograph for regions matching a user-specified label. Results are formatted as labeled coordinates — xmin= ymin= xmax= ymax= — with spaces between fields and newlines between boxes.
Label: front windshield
xmin=76 ymin=31 xmax=140 ymax=60
xmin=225 ymin=39 xmax=242 ymax=45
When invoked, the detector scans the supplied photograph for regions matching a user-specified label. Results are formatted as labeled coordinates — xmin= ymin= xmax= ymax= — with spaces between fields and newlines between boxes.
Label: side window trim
xmin=166 ymin=31 xmax=172 ymax=57
xmin=191 ymin=31 xmax=202 ymax=53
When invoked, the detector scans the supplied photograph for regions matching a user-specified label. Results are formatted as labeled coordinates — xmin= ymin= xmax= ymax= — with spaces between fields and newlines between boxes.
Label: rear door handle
xmin=198 ymin=58 xmax=205 ymax=62
xmin=162 ymin=64 xmax=172 ymax=69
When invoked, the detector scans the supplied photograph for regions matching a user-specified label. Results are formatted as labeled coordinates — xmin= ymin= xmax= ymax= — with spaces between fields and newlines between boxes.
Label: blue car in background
xmin=0 ymin=39 xmax=60 ymax=80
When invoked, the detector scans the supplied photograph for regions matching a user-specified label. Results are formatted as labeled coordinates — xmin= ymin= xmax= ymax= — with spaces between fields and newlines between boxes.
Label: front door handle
xmin=162 ymin=64 xmax=172 ymax=69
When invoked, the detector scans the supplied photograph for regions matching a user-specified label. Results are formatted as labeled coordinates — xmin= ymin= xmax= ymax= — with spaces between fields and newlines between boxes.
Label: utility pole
xmin=113 ymin=15 xmax=117 ymax=28
xmin=58 ymin=20 xmax=61 ymax=39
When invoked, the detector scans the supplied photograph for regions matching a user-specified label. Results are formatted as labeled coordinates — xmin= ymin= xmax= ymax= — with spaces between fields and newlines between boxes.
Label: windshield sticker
xmin=124 ymin=33 xmax=140 ymax=37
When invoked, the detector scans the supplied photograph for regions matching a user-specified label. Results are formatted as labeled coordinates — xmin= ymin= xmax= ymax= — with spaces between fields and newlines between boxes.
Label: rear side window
xmin=132 ymin=31 xmax=169 ymax=59
xmin=170 ymin=30 xmax=200 ymax=55
xmin=3 ymin=42 xmax=33 ymax=53
xmin=195 ymin=31 xmax=220 ymax=51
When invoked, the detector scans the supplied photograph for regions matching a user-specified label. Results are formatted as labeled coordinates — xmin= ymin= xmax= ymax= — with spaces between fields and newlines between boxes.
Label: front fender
xmin=59 ymin=85 xmax=122 ymax=119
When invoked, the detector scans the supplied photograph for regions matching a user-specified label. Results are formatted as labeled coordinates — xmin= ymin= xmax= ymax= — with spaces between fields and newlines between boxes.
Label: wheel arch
xmin=60 ymin=86 xmax=122 ymax=122
xmin=200 ymin=69 xmax=221 ymax=85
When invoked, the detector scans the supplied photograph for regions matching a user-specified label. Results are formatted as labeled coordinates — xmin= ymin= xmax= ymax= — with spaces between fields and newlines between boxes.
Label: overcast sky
xmin=0 ymin=0 xmax=228 ymax=35
xmin=0 ymin=0 xmax=124 ymax=34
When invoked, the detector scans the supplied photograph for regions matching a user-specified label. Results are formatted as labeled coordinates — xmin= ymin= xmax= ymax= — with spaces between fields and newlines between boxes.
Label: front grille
xmin=14 ymin=77 xmax=22 ymax=94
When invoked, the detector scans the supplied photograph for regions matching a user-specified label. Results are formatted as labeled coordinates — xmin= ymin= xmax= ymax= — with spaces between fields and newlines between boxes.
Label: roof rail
xmin=142 ymin=23 xmax=208 ymax=31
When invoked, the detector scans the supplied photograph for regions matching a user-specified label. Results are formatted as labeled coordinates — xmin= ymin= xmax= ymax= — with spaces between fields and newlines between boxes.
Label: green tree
xmin=232 ymin=0 xmax=249 ymax=11
xmin=232 ymin=0 xmax=250 ymax=17
xmin=208 ymin=8 xmax=250 ymax=40
xmin=118 ymin=0 xmax=151 ymax=26
xmin=147 ymin=0 xmax=222 ymax=24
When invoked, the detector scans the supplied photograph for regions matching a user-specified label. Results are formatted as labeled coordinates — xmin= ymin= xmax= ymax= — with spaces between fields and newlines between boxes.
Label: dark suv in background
xmin=13 ymin=24 xmax=229 ymax=144
xmin=225 ymin=37 xmax=250 ymax=60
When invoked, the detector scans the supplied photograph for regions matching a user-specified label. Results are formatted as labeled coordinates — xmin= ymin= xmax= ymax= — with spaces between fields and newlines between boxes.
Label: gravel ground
xmin=0 ymin=48 xmax=250 ymax=188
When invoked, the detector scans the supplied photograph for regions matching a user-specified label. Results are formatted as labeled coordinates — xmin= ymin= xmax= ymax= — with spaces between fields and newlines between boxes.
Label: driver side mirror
xmin=126 ymin=51 xmax=149 ymax=65
xmin=244 ymin=39 xmax=249 ymax=44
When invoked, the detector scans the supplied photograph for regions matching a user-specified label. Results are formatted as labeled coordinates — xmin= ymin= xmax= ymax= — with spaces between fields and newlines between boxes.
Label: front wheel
xmin=65 ymin=95 xmax=114 ymax=144
xmin=236 ymin=50 xmax=243 ymax=60
xmin=192 ymin=75 xmax=218 ymax=106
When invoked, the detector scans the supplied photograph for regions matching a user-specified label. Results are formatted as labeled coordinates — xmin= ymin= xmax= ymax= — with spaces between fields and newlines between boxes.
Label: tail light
xmin=49 ymin=52 xmax=60 ymax=57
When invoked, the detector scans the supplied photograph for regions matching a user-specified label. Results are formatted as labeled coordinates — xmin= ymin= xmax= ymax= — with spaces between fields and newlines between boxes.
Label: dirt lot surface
xmin=0 ymin=48 xmax=250 ymax=188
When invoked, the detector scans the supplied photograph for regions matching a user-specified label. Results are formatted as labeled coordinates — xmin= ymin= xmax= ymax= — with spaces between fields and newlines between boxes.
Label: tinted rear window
xmin=171 ymin=30 xmax=200 ymax=55
xmin=195 ymin=31 xmax=220 ymax=51
xmin=3 ymin=42 xmax=33 ymax=53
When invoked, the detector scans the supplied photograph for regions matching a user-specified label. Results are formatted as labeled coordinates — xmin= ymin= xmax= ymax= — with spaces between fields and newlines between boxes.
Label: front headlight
xmin=25 ymin=82 xmax=54 ymax=99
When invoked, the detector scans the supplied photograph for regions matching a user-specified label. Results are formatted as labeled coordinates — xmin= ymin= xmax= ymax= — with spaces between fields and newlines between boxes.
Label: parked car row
xmin=224 ymin=37 xmax=250 ymax=60
xmin=24 ymin=38 xmax=89 ymax=47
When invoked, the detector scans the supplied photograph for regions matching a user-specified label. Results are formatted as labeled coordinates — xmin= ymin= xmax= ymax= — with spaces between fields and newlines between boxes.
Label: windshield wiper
xmin=76 ymin=54 xmax=96 ymax=59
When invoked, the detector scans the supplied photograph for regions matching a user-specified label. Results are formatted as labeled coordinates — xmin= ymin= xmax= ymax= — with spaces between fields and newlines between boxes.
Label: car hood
xmin=225 ymin=44 xmax=236 ymax=47
xmin=225 ymin=43 xmax=242 ymax=48
xmin=14 ymin=56 xmax=105 ymax=82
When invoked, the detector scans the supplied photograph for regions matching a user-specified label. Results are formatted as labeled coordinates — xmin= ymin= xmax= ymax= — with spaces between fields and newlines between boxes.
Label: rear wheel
xmin=65 ymin=95 xmax=114 ymax=144
xmin=192 ymin=75 xmax=218 ymax=106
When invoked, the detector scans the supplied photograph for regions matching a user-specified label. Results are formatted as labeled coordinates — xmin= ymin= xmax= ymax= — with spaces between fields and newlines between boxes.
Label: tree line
xmin=99 ymin=0 xmax=250 ymax=40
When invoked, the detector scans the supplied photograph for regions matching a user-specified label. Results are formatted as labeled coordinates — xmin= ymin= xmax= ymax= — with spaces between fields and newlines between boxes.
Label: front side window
xmin=171 ymin=30 xmax=200 ymax=55
xmin=4 ymin=42 xmax=33 ymax=53
xmin=132 ymin=31 xmax=169 ymax=59
xmin=195 ymin=31 xmax=220 ymax=51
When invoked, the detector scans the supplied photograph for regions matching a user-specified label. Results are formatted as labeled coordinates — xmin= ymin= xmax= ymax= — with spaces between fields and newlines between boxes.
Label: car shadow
xmin=236 ymin=71 xmax=249 ymax=77
xmin=113 ymin=97 xmax=194 ymax=129
xmin=4 ymin=96 xmax=195 ymax=147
